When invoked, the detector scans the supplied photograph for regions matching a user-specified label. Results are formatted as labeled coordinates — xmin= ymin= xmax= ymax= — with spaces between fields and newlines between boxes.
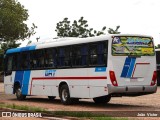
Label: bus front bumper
xmin=107 ymin=84 xmax=157 ymax=96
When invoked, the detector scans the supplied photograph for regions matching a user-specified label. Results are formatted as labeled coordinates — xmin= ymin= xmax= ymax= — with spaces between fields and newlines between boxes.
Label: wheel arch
xmin=58 ymin=81 xmax=69 ymax=96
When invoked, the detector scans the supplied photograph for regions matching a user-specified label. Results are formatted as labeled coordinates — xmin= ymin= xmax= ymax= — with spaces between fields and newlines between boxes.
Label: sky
xmin=18 ymin=0 xmax=160 ymax=46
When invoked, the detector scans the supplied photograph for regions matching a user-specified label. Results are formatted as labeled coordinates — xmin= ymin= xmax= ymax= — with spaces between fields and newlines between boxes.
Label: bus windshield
xmin=112 ymin=36 xmax=155 ymax=56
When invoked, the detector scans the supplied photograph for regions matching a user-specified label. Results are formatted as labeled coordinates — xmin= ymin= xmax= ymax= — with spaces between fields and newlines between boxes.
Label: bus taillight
xmin=109 ymin=71 xmax=118 ymax=86
xmin=151 ymin=71 xmax=157 ymax=86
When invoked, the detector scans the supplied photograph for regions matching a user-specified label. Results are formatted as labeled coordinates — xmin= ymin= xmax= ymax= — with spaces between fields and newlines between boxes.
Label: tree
xmin=0 ymin=0 xmax=37 ymax=53
xmin=108 ymin=26 xmax=121 ymax=34
xmin=55 ymin=17 xmax=107 ymax=38
xmin=155 ymin=44 xmax=160 ymax=49
xmin=55 ymin=17 xmax=120 ymax=38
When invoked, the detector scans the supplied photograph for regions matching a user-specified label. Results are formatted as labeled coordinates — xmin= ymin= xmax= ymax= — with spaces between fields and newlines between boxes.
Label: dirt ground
xmin=0 ymin=83 xmax=160 ymax=120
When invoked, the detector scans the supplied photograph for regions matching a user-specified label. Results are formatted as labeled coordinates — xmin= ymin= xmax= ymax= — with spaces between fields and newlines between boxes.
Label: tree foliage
xmin=155 ymin=44 xmax=160 ymax=49
xmin=108 ymin=26 xmax=121 ymax=34
xmin=55 ymin=17 xmax=107 ymax=38
xmin=55 ymin=17 xmax=120 ymax=38
xmin=0 ymin=0 xmax=37 ymax=52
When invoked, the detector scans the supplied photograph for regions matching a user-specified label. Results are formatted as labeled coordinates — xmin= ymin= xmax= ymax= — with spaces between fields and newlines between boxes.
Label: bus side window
xmin=45 ymin=48 xmax=56 ymax=68
xmin=72 ymin=45 xmax=81 ymax=66
xmin=57 ymin=47 xmax=71 ymax=67
xmin=12 ymin=54 xmax=18 ymax=70
xmin=30 ymin=51 xmax=37 ymax=69
xmin=57 ymin=48 xmax=65 ymax=67
xmin=89 ymin=43 xmax=97 ymax=66
xmin=64 ymin=47 xmax=71 ymax=67
xmin=97 ymin=41 xmax=108 ymax=66
xmin=89 ymin=41 xmax=108 ymax=66
xmin=30 ymin=50 xmax=44 ymax=69
xmin=81 ymin=44 xmax=88 ymax=66
xmin=20 ymin=52 xmax=30 ymax=70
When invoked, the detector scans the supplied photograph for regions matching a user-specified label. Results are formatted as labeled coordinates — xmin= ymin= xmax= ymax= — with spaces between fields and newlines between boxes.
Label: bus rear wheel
xmin=15 ymin=87 xmax=26 ymax=101
xmin=60 ymin=84 xmax=72 ymax=105
xmin=93 ymin=95 xmax=111 ymax=104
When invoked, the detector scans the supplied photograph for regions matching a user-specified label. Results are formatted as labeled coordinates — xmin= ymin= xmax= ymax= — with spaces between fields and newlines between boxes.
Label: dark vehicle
xmin=156 ymin=49 xmax=160 ymax=86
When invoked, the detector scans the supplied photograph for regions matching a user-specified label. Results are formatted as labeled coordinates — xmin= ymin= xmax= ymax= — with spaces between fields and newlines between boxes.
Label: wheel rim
xmin=62 ymin=89 xmax=68 ymax=101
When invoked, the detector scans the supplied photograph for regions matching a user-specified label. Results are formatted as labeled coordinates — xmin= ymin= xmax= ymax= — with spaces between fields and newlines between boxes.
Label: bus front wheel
xmin=93 ymin=95 xmax=111 ymax=104
xmin=15 ymin=87 xmax=26 ymax=101
xmin=60 ymin=84 xmax=72 ymax=105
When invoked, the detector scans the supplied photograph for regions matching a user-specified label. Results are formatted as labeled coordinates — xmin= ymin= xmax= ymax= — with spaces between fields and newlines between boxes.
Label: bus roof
xmin=6 ymin=34 xmax=153 ymax=54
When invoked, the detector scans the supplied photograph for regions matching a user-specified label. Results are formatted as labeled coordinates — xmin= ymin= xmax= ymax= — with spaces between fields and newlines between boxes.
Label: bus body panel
xmin=5 ymin=67 xmax=108 ymax=98
xmin=29 ymin=68 xmax=108 ymax=98
xmin=111 ymin=56 xmax=156 ymax=86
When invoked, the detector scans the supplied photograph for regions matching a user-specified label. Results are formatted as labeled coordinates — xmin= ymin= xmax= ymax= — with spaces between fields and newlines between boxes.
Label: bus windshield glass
xmin=112 ymin=36 xmax=155 ymax=56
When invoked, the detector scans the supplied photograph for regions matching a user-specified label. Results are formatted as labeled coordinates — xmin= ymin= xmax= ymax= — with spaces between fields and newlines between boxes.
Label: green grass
xmin=0 ymin=102 xmax=128 ymax=120
xmin=0 ymin=103 xmax=46 ymax=112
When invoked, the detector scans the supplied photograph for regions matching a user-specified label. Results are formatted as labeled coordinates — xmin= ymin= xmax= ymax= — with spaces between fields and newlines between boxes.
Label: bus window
xmin=89 ymin=41 xmax=108 ymax=66
xmin=12 ymin=54 xmax=18 ymax=70
xmin=45 ymin=48 xmax=56 ymax=68
xmin=89 ymin=43 xmax=98 ymax=65
xmin=72 ymin=45 xmax=81 ymax=66
xmin=57 ymin=47 xmax=71 ymax=67
xmin=97 ymin=41 xmax=108 ymax=66
xmin=81 ymin=44 xmax=88 ymax=66
xmin=30 ymin=50 xmax=44 ymax=69
xmin=20 ymin=52 xmax=30 ymax=70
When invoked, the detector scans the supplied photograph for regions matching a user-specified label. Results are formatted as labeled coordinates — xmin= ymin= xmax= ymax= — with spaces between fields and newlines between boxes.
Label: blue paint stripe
xmin=21 ymin=46 xmax=30 ymax=52
xmin=29 ymin=46 xmax=36 ymax=50
xmin=95 ymin=67 xmax=106 ymax=72
xmin=6 ymin=45 xmax=36 ymax=54
xmin=121 ymin=57 xmax=131 ymax=77
xmin=6 ymin=48 xmax=21 ymax=54
xmin=126 ymin=57 xmax=136 ymax=78
xmin=22 ymin=71 xmax=31 ymax=95
xmin=14 ymin=71 xmax=24 ymax=87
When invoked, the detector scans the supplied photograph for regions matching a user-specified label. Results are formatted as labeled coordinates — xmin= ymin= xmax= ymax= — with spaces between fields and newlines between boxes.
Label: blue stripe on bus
xmin=22 ymin=71 xmax=31 ymax=95
xmin=14 ymin=71 xmax=24 ymax=87
xmin=95 ymin=67 xmax=106 ymax=72
xmin=14 ymin=71 xmax=31 ymax=95
xmin=121 ymin=57 xmax=131 ymax=77
xmin=121 ymin=57 xmax=136 ymax=78
xmin=6 ymin=48 xmax=21 ymax=54
xmin=6 ymin=45 xmax=36 ymax=54
xmin=21 ymin=46 xmax=30 ymax=52
xmin=126 ymin=57 xmax=136 ymax=78
xmin=29 ymin=45 xmax=36 ymax=50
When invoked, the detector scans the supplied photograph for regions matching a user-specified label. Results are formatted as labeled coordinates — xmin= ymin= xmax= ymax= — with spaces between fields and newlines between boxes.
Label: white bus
xmin=4 ymin=34 xmax=157 ymax=105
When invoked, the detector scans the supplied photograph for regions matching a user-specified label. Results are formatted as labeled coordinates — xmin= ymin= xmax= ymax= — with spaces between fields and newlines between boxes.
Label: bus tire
xmin=93 ymin=95 xmax=111 ymax=104
xmin=15 ymin=87 xmax=26 ymax=101
xmin=60 ymin=84 xmax=72 ymax=105
xmin=48 ymin=96 xmax=56 ymax=100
